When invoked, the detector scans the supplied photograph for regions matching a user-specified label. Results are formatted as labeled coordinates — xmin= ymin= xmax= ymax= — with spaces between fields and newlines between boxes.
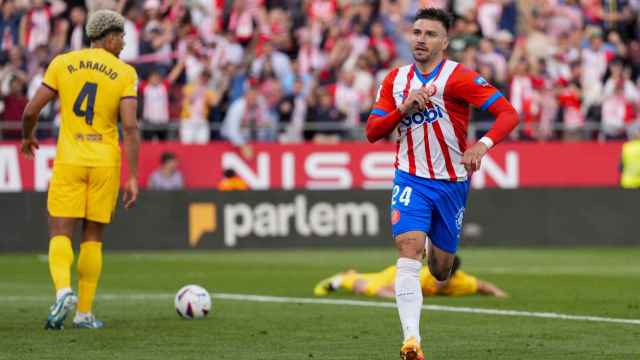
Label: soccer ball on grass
xmin=175 ymin=284 xmax=211 ymax=319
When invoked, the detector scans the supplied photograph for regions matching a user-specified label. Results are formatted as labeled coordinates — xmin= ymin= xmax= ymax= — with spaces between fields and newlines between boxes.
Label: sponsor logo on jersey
xmin=401 ymin=103 xmax=445 ymax=126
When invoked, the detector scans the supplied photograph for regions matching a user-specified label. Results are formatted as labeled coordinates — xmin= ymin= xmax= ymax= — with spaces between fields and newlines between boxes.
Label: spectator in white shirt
xmin=140 ymin=60 xmax=185 ymax=141
xmin=221 ymin=85 xmax=277 ymax=157
xmin=601 ymin=79 xmax=635 ymax=140
xmin=120 ymin=5 xmax=141 ymax=62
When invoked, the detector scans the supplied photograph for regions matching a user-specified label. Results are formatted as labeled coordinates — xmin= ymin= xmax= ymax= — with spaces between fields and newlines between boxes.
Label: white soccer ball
xmin=174 ymin=285 xmax=212 ymax=319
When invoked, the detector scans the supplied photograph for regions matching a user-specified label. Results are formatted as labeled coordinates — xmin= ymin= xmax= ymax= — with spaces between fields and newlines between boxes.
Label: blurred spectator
xmin=477 ymin=0 xmax=502 ymax=39
xmin=180 ymin=70 xmax=219 ymax=144
xmin=218 ymin=169 xmax=249 ymax=191
xmin=333 ymin=70 xmax=359 ymax=131
xmin=0 ymin=0 xmax=21 ymax=50
xmin=0 ymin=46 xmax=27 ymax=94
xmin=509 ymin=59 xmax=537 ymax=139
xmin=277 ymin=78 xmax=308 ymax=143
xmin=603 ymin=59 xmax=639 ymax=104
xmin=120 ymin=5 xmax=141 ymax=62
xmin=0 ymin=0 xmax=638 ymax=143
xmin=221 ymin=85 xmax=277 ymax=147
xmin=601 ymin=79 xmax=634 ymax=140
xmin=1 ymin=76 xmax=27 ymax=139
xmin=477 ymin=38 xmax=507 ymax=84
xmin=68 ymin=6 xmax=87 ymax=51
xmin=140 ymin=60 xmax=185 ymax=141
xmin=148 ymin=152 xmax=184 ymax=190
xmin=581 ymin=28 xmax=610 ymax=115
xmin=557 ymin=79 xmax=585 ymax=141
xmin=620 ymin=123 xmax=640 ymax=189
xmin=19 ymin=0 xmax=66 ymax=52
xmin=305 ymin=86 xmax=344 ymax=144
xmin=251 ymin=39 xmax=294 ymax=95
xmin=369 ymin=22 xmax=395 ymax=68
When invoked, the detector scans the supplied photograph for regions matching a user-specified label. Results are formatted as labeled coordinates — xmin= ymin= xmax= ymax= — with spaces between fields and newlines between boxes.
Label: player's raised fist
xmin=399 ymin=88 xmax=432 ymax=114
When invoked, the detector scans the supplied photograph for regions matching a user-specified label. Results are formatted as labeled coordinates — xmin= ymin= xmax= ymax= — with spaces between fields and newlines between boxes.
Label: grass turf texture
xmin=1 ymin=247 xmax=639 ymax=359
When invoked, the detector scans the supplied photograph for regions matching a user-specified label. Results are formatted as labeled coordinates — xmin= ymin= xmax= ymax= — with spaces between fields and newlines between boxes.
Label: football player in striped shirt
xmin=365 ymin=8 xmax=518 ymax=360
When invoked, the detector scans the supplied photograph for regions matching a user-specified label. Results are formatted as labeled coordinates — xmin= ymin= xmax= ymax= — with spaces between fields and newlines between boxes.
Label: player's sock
xmin=395 ymin=257 xmax=423 ymax=343
xmin=329 ymin=275 xmax=343 ymax=290
xmin=48 ymin=235 xmax=74 ymax=294
xmin=56 ymin=288 xmax=73 ymax=301
xmin=74 ymin=312 xmax=92 ymax=322
xmin=77 ymin=241 xmax=102 ymax=313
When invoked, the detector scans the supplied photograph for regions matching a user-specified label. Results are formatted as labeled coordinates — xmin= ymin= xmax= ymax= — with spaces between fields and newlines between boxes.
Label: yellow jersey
xmin=42 ymin=48 xmax=138 ymax=167
xmin=621 ymin=140 xmax=640 ymax=189
xmin=363 ymin=265 xmax=478 ymax=297
xmin=420 ymin=268 xmax=478 ymax=296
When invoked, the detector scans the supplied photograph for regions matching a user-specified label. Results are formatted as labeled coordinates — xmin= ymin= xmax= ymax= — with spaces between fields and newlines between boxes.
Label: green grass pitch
xmin=1 ymin=247 xmax=639 ymax=359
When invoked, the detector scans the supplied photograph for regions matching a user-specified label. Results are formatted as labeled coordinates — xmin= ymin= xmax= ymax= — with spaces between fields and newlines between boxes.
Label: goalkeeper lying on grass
xmin=314 ymin=255 xmax=507 ymax=298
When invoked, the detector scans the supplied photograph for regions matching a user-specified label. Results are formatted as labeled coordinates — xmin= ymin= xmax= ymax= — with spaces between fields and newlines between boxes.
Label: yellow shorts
xmin=47 ymin=164 xmax=120 ymax=224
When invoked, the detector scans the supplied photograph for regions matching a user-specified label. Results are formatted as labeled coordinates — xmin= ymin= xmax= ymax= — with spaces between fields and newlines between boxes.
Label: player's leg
xmin=48 ymin=217 xmax=77 ymax=299
xmin=396 ymin=231 xmax=427 ymax=360
xmin=73 ymin=166 xmax=119 ymax=329
xmin=395 ymin=231 xmax=427 ymax=347
xmin=427 ymin=180 xmax=470 ymax=284
xmin=427 ymin=240 xmax=455 ymax=283
xmin=391 ymin=172 xmax=431 ymax=360
xmin=45 ymin=164 xmax=87 ymax=329
xmin=74 ymin=219 xmax=105 ymax=328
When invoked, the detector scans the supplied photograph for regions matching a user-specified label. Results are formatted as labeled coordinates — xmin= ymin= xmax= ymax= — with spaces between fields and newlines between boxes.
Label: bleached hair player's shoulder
xmin=85 ymin=9 xmax=125 ymax=41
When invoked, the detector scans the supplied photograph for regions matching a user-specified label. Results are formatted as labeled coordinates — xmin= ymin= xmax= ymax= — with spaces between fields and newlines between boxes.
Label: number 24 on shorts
xmin=392 ymin=185 xmax=413 ymax=206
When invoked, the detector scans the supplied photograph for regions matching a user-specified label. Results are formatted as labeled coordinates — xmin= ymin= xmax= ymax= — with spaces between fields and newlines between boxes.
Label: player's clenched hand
xmin=123 ymin=178 xmax=138 ymax=209
xmin=20 ymin=137 xmax=39 ymax=159
xmin=399 ymin=88 xmax=431 ymax=114
xmin=461 ymin=142 xmax=489 ymax=173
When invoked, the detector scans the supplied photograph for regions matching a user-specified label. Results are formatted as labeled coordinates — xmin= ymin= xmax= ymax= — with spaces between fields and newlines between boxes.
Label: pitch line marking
xmin=1 ymin=292 xmax=639 ymax=326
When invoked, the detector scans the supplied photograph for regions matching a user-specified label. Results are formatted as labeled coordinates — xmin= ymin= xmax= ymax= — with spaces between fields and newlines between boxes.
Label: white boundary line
xmin=2 ymin=292 xmax=639 ymax=325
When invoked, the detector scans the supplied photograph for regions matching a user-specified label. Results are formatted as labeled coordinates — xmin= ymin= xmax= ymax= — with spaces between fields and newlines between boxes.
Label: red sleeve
xmin=447 ymin=65 xmax=502 ymax=108
xmin=447 ymin=65 xmax=518 ymax=146
xmin=365 ymin=68 xmax=401 ymax=142
xmin=139 ymin=80 xmax=148 ymax=94
xmin=484 ymin=97 xmax=519 ymax=146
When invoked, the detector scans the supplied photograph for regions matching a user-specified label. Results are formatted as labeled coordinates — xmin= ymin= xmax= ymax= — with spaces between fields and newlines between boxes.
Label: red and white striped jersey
xmin=370 ymin=59 xmax=504 ymax=181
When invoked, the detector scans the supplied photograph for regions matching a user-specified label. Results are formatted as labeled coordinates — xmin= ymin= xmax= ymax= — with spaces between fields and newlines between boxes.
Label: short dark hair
xmin=161 ymin=152 xmax=176 ymax=164
xmin=414 ymin=8 xmax=452 ymax=32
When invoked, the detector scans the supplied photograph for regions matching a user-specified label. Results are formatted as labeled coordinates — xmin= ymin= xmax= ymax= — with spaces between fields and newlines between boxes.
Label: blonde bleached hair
xmin=85 ymin=9 xmax=125 ymax=41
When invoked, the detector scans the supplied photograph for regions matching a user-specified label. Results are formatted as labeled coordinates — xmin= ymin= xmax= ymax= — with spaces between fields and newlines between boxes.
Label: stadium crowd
xmin=0 ymin=0 xmax=639 ymax=145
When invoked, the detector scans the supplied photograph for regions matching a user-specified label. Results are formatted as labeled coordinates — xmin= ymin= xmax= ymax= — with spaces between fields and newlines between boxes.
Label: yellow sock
xmin=340 ymin=273 xmax=361 ymax=291
xmin=48 ymin=235 xmax=74 ymax=293
xmin=77 ymin=241 xmax=102 ymax=313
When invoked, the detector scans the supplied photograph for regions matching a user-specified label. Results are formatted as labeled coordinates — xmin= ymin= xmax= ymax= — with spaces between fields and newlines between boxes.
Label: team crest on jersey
xmin=391 ymin=209 xmax=401 ymax=225
xmin=425 ymin=84 xmax=437 ymax=97
xmin=474 ymin=76 xmax=490 ymax=87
